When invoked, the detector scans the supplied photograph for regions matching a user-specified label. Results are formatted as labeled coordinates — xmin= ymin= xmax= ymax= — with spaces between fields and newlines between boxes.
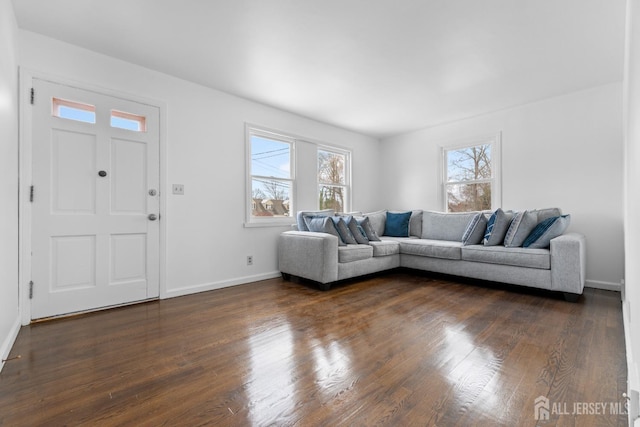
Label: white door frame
xmin=18 ymin=68 xmax=168 ymax=325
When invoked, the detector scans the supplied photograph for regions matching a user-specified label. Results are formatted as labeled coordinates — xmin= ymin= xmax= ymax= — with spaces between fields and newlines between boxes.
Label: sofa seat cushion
xmin=399 ymin=239 xmax=463 ymax=260
xmin=461 ymin=245 xmax=550 ymax=269
xmin=369 ymin=240 xmax=400 ymax=257
xmin=338 ymin=244 xmax=373 ymax=263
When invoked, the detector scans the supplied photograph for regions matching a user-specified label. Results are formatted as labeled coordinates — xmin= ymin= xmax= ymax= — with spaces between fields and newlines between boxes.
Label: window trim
xmin=245 ymin=125 xmax=296 ymax=227
xmin=439 ymin=133 xmax=502 ymax=212
xmin=317 ymin=145 xmax=352 ymax=213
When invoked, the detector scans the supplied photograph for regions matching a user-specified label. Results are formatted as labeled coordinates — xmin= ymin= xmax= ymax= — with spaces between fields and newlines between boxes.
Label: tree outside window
xmin=444 ymin=143 xmax=493 ymax=212
xmin=318 ymin=148 xmax=349 ymax=212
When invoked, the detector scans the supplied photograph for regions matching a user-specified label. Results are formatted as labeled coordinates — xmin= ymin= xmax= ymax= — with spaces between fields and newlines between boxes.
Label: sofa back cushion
xmin=533 ymin=207 xmax=562 ymax=223
xmin=363 ymin=210 xmax=387 ymax=237
xmin=421 ymin=211 xmax=478 ymax=241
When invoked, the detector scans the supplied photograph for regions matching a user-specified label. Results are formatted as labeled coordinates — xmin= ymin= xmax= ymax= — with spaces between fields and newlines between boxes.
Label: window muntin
xmin=111 ymin=110 xmax=146 ymax=132
xmin=52 ymin=98 xmax=96 ymax=124
xmin=248 ymin=130 xmax=294 ymax=221
xmin=443 ymin=142 xmax=494 ymax=212
xmin=318 ymin=148 xmax=350 ymax=213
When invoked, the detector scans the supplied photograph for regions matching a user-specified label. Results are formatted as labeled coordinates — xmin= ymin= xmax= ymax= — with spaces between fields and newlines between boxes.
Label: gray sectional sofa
xmin=277 ymin=209 xmax=586 ymax=301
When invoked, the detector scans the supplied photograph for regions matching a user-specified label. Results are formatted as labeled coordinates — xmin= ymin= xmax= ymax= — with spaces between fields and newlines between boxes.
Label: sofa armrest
xmin=550 ymin=232 xmax=586 ymax=294
xmin=278 ymin=231 xmax=339 ymax=284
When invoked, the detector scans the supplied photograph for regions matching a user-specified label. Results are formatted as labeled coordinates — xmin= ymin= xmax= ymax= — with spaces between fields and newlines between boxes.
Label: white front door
xmin=30 ymin=79 xmax=160 ymax=319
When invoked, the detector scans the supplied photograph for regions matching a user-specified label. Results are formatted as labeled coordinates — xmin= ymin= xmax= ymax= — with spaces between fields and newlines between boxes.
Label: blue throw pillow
xmin=384 ymin=211 xmax=412 ymax=237
xmin=523 ymin=215 xmax=571 ymax=249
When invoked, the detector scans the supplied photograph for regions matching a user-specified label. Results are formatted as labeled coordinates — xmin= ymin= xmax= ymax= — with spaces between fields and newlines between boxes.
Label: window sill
xmin=243 ymin=220 xmax=295 ymax=229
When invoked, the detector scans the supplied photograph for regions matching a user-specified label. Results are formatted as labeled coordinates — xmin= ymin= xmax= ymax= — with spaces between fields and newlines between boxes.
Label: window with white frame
xmin=318 ymin=147 xmax=350 ymax=212
xmin=247 ymin=127 xmax=294 ymax=223
xmin=442 ymin=136 xmax=500 ymax=212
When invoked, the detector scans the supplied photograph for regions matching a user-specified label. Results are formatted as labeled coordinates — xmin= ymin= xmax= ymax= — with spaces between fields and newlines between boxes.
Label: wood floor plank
xmin=0 ymin=272 xmax=628 ymax=426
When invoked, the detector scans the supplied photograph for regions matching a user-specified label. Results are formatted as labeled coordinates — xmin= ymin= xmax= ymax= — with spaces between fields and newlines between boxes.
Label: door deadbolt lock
xmin=148 ymin=214 xmax=158 ymax=221
xmin=148 ymin=189 xmax=157 ymax=196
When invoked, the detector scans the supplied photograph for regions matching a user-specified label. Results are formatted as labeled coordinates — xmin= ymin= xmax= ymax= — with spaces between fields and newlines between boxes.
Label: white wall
xmin=624 ymin=0 xmax=640 ymax=418
xmin=17 ymin=30 xmax=381 ymax=299
xmin=0 ymin=0 xmax=20 ymax=370
xmin=380 ymin=83 xmax=624 ymax=289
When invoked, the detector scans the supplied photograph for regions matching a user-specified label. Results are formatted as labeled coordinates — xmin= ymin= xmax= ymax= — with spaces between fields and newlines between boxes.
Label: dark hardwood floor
xmin=0 ymin=272 xmax=627 ymax=426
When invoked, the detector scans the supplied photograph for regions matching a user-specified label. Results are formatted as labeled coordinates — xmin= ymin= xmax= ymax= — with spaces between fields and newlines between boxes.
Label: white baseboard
xmin=623 ymin=300 xmax=640 ymax=425
xmin=585 ymin=279 xmax=621 ymax=292
xmin=163 ymin=271 xmax=283 ymax=299
xmin=0 ymin=316 xmax=22 ymax=374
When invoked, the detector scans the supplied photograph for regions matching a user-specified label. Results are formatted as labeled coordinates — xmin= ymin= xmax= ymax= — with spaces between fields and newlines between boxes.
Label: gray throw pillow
xmin=483 ymin=208 xmax=514 ymax=246
xmin=304 ymin=216 xmax=345 ymax=246
xmin=504 ymin=210 xmax=538 ymax=247
xmin=363 ymin=210 xmax=387 ymax=237
xmin=331 ymin=216 xmax=358 ymax=245
xmin=357 ymin=216 xmax=381 ymax=241
xmin=461 ymin=213 xmax=488 ymax=246
xmin=347 ymin=217 xmax=369 ymax=244
xmin=296 ymin=209 xmax=334 ymax=231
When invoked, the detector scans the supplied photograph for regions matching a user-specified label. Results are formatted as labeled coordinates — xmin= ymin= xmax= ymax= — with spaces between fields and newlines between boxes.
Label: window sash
xmin=246 ymin=126 xmax=296 ymax=224
xmin=440 ymin=135 xmax=501 ymax=212
xmin=317 ymin=147 xmax=351 ymax=212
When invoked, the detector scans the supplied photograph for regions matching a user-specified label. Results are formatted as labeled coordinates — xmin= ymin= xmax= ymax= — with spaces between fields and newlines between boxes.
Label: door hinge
xmin=30 ymin=88 xmax=34 ymax=105
xmin=29 ymin=185 xmax=34 ymax=203
xmin=29 ymin=281 xmax=33 ymax=299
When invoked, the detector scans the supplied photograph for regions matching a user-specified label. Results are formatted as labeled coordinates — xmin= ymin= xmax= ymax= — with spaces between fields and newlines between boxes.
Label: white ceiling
xmin=12 ymin=0 xmax=626 ymax=139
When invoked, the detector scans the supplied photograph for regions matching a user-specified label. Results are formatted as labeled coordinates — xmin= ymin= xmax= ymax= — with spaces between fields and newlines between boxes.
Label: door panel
xmin=51 ymin=129 xmax=97 ymax=214
xmin=111 ymin=138 xmax=147 ymax=214
xmin=51 ymin=235 xmax=97 ymax=290
xmin=110 ymin=233 xmax=147 ymax=284
xmin=31 ymin=79 xmax=160 ymax=319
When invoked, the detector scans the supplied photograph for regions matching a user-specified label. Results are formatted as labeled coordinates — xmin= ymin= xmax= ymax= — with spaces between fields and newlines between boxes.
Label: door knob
xmin=148 ymin=214 xmax=157 ymax=221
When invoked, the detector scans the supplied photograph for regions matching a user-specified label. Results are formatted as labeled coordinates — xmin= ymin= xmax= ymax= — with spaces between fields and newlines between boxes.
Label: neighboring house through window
xmin=441 ymin=134 xmax=501 ymax=212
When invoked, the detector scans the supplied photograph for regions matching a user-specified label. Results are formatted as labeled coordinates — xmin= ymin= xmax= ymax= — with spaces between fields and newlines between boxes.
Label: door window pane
xmin=111 ymin=110 xmax=146 ymax=132
xmin=52 ymin=98 xmax=96 ymax=124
